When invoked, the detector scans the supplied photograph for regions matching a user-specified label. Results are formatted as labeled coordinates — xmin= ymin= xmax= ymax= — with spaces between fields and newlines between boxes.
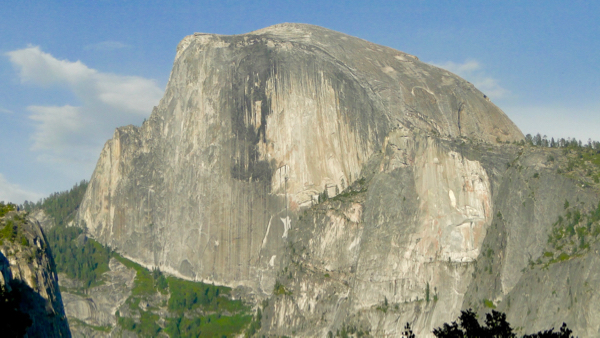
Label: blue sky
xmin=1 ymin=0 xmax=599 ymax=203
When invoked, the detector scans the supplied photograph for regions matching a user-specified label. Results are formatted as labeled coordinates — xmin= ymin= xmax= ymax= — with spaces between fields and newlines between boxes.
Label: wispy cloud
xmin=0 ymin=173 xmax=43 ymax=204
xmin=0 ymin=107 xmax=13 ymax=114
xmin=27 ymin=105 xmax=84 ymax=151
xmin=6 ymin=46 xmax=163 ymax=170
xmin=430 ymin=59 xmax=508 ymax=99
xmin=84 ymin=40 xmax=129 ymax=51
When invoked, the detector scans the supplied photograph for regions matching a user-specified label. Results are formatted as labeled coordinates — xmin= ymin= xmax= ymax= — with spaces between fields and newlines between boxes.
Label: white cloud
xmin=6 ymin=46 xmax=163 ymax=169
xmin=0 ymin=107 xmax=13 ymax=114
xmin=0 ymin=173 xmax=44 ymax=204
xmin=430 ymin=59 xmax=508 ymax=99
xmin=7 ymin=46 xmax=94 ymax=86
xmin=84 ymin=41 xmax=129 ymax=51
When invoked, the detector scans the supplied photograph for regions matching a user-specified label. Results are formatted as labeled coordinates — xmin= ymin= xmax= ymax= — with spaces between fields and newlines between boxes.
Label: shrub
xmin=0 ymin=202 xmax=16 ymax=217
xmin=483 ymin=299 xmax=496 ymax=308
xmin=273 ymin=280 xmax=291 ymax=296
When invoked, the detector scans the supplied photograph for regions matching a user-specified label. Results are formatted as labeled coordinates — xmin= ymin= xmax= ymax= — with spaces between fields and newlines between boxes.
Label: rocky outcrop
xmin=29 ymin=209 xmax=54 ymax=231
xmin=461 ymin=147 xmax=600 ymax=337
xmin=0 ymin=210 xmax=71 ymax=337
xmin=60 ymin=258 xmax=136 ymax=337
xmin=260 ymin=132 xmax=508 ymax=336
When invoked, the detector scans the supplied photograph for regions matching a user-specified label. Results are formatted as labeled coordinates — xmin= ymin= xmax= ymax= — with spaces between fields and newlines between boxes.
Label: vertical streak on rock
xmin=78 ymin=24 xmax=523 ymax=291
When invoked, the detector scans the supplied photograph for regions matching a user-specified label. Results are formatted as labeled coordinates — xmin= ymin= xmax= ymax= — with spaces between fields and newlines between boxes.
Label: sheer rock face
xmin=77 ymin=23 xmax=524 ymax=335
xmin=0 ymin=212 xmax=71 ymax=337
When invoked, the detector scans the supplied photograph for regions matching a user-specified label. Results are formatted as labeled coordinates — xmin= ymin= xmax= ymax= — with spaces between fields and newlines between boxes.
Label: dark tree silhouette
xmin=431 ymin=309 xmax=574 ymax=338
xmin=522 ymin=323 xmax=573 ymax=338
xmin=402 ymin=322 xmax=416 ymax=338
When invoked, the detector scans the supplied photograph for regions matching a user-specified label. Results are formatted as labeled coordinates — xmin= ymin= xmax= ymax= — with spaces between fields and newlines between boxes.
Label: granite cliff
xmin=78 ymin=22 xmax=521 ymax=285
xmin=76 ymin=23 xmax=600 ymax=336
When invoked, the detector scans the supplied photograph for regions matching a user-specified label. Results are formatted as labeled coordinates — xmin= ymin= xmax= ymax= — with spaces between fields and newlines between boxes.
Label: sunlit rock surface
xmin=78 ymin=22 xmax=521 ymax=286
xmin=73 ymin=23 xmax=600 ymax=337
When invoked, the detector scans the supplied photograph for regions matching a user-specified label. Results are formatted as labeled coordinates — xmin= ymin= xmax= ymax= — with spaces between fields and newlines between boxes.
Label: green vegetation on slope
xmin=116 ymin=308 xmax=161 ymax=337
xmin=166 ymin=312 xmax=252 ymax=338
xmin=113 ymin=252 xmax=252 ymax=337
xmin=0 ymin=202 xmax=16 ymax=217
xmin=503 ymin=134 xmax=600 ymax=271
xmin=0 ymin=204 xmax=30 ymax=247
xmin=18 ymin=180 xmax=111 ymax=289
xmin=244 ymin=306 xmax=263 ymax=338
xmin=47 ymin=225 xmax=111 ymax=289
xmin=22 ymin=180 xmax=88 ymax=227
xmin=167 ymin=276 xmax=247 ymax=314
xmin=163 ymin=274 xmax=252 ymax=337
xmin=112 ymin=253 xmax=159 ymax=296
xmin=519 ymin=134 xmax=600 ymax=187
xmin=533 ymin=200 xmax=600 ymax=267
xmin=30 ymin=180 xmax=255 ymax=337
